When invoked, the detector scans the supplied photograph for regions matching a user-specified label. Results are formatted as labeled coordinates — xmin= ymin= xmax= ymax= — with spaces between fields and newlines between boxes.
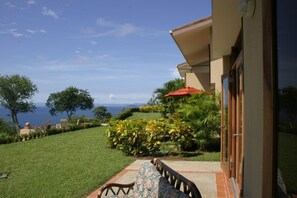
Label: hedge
xmin=0 ymin=123 xmax=101 ymax=145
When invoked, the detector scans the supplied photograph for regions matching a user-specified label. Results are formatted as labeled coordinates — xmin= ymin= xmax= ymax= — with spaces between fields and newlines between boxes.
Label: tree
xmin=0 ymin=74 xmax=38 ymax=133
xmin=148 ymin=78 xmax=184 ymax=105
xmin=46 ymin=86 xmax=94 ymax=120
xmin=93 ymin=106 xmax=112 ymax=119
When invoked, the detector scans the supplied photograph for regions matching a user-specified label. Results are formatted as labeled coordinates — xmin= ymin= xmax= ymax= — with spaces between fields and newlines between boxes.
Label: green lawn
xmin=127 ymin=112 xmax=162 ymax=120
xmin=0 ymin=127 xmax=134 ymax=198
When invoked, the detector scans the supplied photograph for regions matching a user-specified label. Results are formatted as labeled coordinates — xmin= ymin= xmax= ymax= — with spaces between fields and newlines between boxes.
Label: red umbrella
xmin=164 ymin=86 xmax=204 ymax=97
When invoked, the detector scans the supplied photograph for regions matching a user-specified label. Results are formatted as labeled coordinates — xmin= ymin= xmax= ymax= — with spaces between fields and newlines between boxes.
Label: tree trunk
xmin=11 ymin=112 xmax=21 ymax=134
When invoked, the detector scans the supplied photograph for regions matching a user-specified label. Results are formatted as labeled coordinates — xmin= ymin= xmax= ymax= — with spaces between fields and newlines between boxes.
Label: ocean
xmin=0 ymin=104 xmax=140 ymax=127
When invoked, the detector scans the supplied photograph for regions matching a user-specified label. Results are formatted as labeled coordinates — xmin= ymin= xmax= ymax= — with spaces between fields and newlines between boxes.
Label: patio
xmin=87 ymin=160 xmax=234 ymax=198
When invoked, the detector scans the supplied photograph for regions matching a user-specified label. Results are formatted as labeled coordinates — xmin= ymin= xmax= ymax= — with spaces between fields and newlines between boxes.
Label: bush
xmin=106 ymin=119 xmax=166 ymax=155
xmin=168 ymin=119 xmax=197 ymax=151
xmin=178 ymin=93 xmax=221 ymax=149
xmin=111 ymin=108 xmax=139 ymax=121
xmin=139 ymin=105 xmax=162 ymax=113
xmin=0 ymin=118 xmax=16 ymax=136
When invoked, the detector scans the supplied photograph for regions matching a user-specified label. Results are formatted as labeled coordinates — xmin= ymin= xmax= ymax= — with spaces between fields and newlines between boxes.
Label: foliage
xmin=148 ymin=78 xmax=184 ymax=105
xmin=0 ymin=74 xmax=38 ymax=133
xmin=93 ymin=105 xmax=112 ymax=120
xmin=106 ymin=119 xmax=166 ymax=155
xmin=168 ymin=119 xmax=196 ymax=151
xmin=178 ymin=93 xmax=221 ymax=149
xmin=46 ymin=86 xmax=94 ymax=120
xmin=68 ymin=115 xmax=101 ymax=125
xmin=139 ymin=105 xmax=162 ymax=113
xmin=0 ymin=127 xmax=134 ymax=198
xmin=161 ymin=97 xmax=185 ymax=118
xmin=0 ymin=118 xmax=16 ymax=136
xmin=279 ymin=86 xmax=297 ymax=128
xmin=111 ymin=108 xmax=139 ymax=121
xmin=0 ymin=123 xmax=101 ymax=145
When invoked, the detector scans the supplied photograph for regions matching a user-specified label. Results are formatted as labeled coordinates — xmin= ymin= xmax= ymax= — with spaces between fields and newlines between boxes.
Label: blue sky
xmin=0 ymin=0 xmax=211 ymax=104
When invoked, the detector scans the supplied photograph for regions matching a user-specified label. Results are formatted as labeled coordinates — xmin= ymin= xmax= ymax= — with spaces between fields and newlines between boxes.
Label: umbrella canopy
xmin=164 ymin=86 xmax=204 ymax=97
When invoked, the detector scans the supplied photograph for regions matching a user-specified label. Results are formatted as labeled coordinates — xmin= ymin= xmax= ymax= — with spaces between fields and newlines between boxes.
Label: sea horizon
xmin=0 ymin=103 xmax=145 ymax=127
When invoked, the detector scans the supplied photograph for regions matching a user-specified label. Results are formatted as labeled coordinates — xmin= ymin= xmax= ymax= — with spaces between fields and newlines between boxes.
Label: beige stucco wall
xmin=185 ymin=72 xmax=210 ymax=92
xmin=242 ymin=0 xmax=264 ymax=197
xmin=210 ymin=58 xmax=224 ymax=93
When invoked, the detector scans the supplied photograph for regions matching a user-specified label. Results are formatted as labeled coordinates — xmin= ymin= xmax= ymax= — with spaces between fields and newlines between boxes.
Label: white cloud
xmin=73 ymin=55 xmax=92 ymax=65
xmin=109 ymin=94 xmax=115 ymax=100
xmin=80 ymin=18 xmax=142 ymax=38
xmin=96 ymin=18 xmax=115 ymax=27
xmin=27 ymin=0 xmax=35 ymax=5
xmin=42 ymin=7 xmax=59 ymax=19
xmin=90 ymin=40 xmax=97 ymax=45
xmin=26 ymin=29 xmax=47 ymax=34
xmin=3 ymin=2 xmax=15 ymax=8
xmin=0 ymin=29 xmax=25 ymax=37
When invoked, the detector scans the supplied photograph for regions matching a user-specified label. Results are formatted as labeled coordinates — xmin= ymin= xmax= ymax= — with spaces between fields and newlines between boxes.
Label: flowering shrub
xmin=106 ymin=119 xmax=167 ymax=155
xmin=139 ymin=105 xmax=163 ymax=113
xmin=168 ymin=119 xmax=196 ymax=151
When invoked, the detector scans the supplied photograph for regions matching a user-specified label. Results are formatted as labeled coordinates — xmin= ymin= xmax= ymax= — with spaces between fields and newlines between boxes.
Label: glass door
xmin=235 ymin=59 xmax=244 ymax=192
xmin=221 ymin=75 xmax=231 ymax=177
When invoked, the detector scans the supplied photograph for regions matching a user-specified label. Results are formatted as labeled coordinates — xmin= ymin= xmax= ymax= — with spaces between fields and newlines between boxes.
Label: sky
xmin=0 ymin=0 xmax=211 ymax=104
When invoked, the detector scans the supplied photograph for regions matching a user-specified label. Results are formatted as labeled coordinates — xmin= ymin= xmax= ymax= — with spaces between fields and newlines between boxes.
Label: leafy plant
xmin=106 ymin=119 xmax=166 ymax=155
xmin=139 ymin=105 xmax=162 ymax=113
xmin=168 ymin=119 xmax=196 ymax=151
xmin=178 ymin=93 xmax=221 ymax=149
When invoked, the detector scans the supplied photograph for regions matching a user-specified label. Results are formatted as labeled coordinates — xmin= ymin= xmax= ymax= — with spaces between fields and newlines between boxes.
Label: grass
xmin=127 ymin=112 xmax=162 ymax=120
xmin=0 ymin=113 xmax=220 ymax=197
xmin=159 ymin=141 xmax=220 ymax=161
xmin=0 ymin=127 xmax=134 ymax=198
xmin=278 ymin=132 xmax=297 ymax=193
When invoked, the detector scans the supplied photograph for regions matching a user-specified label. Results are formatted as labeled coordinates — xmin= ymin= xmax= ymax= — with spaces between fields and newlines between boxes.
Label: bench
xmin=97 ymin=158 xmax=202 ymax=198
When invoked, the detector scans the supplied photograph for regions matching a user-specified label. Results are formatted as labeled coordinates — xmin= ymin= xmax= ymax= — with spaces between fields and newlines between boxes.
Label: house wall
xmin=210 ymin=58 xmax=223 ymax=93
xmin=242 ymin=0 xmax=264 ymax=197
xmin=185 ymin=72 xmax=210 ymax=92
xmin=210 ymin=56 xmax=229 ymax=93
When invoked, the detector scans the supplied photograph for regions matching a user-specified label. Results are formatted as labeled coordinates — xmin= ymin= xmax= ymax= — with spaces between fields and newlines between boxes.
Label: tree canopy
xmin=148 ymin=78 xmax=184 ymax=105
xmin=0 ymin=74 xmax=38 ymax=133
xmin=93 ymin=106 xmax=112 ymax=120
xmin=46 ymin=86 xmax=94 ymax=120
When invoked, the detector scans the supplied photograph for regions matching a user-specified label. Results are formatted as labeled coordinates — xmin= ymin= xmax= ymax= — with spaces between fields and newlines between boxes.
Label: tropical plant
xmin=148 ymin=78 xmax=184 ymax=105
xmin=168 ymin=119 xmax=196 ymax=151
xmin=46 ymin=86 xmax=94 ymax=120
xmin=106 ymin=119 xmax=166 ymax=155
xmin=0 ymin=74 xmax=38 ymax=133
xmin=178 ymin=93 xmax=221 ymax=149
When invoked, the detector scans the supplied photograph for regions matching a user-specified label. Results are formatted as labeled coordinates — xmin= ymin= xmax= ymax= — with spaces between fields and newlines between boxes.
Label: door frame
xmin=221 ymin=51 xmax=244 ymax=196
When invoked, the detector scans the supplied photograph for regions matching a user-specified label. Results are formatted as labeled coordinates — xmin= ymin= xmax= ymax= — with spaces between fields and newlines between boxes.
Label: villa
xmin=170 ymin=0 xmax=297 ymax=197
